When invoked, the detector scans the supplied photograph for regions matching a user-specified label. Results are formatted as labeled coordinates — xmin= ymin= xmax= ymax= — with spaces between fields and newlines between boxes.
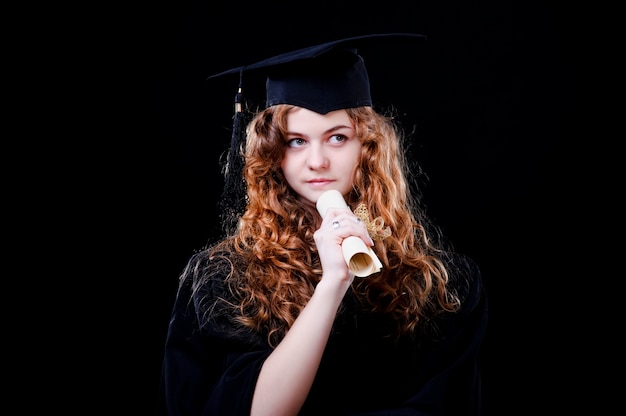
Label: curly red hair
xmin=206 ymin=105 xmax=460 ymax=347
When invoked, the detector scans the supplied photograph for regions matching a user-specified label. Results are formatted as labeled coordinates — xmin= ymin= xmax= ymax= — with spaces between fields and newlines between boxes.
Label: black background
xmin=76 ymin=0 xmax=599 ymax=414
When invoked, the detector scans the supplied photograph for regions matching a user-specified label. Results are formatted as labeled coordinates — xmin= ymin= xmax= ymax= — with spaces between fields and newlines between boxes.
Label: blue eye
xmin=329 ymin=134 xmax=347 ymax=144
xmin=287 ymin=138 xmax=306 ymax=148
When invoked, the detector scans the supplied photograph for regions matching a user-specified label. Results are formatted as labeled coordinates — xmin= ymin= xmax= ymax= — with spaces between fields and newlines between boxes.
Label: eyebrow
xmin=286 ymin=124 xmax=353 ymax=137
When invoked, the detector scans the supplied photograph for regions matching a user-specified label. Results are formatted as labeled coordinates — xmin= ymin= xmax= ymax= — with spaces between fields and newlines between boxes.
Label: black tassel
xmin=219 ymin=72 xmax=248 ymax=235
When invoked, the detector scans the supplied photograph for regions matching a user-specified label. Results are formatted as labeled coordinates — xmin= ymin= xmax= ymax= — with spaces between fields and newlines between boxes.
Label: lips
xmin=308 ymin=178 xmax=333 ymax=185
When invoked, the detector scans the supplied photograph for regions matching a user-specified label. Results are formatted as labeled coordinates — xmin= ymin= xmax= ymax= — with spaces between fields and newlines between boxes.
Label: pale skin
xmin=250 ymin=107 xmax=375 ymax=416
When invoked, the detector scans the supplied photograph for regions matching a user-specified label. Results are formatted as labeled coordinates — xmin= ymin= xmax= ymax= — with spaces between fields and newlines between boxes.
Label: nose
xmin=307 ymin=143 xmax=329 ymax=170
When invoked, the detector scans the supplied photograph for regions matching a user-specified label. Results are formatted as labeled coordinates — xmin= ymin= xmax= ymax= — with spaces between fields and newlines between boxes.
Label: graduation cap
xmin=208 ymin=33 xmax=426 ymax=234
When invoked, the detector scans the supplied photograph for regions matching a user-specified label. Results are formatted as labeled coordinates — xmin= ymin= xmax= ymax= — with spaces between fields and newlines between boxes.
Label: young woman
xmin=157 ymin=34 xmax=488 ymax=416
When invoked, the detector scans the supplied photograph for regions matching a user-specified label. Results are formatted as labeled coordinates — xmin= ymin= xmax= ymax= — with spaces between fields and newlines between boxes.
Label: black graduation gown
xmin=157 ymin=252 xmax=488 ymax=415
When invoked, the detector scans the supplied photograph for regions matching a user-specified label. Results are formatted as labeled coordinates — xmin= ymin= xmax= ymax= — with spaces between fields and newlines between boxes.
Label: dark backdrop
xmin=92 ymin=1 xmax=593 ymax=414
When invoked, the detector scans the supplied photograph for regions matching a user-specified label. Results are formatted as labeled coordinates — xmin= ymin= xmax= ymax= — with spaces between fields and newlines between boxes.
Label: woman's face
xmin=281 ymin=107 xmax=362 ymax=206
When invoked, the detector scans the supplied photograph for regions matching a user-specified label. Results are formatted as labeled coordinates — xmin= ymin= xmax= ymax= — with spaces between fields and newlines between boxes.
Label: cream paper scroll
xmin=316 ymin=190 xmax=383 ymax=277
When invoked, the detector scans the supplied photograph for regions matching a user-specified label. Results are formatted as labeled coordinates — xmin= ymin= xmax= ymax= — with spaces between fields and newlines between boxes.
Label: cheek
xmin=348 ymin=150 xmax=361 ymax=171
xmin=280 ymin=154 xmax=297 ymax=179
xmin=348 ymin=151 xmax=362 ymax=181
xmin=349 ymin=164 xmax=360 ymax=183
xmin=280 ymin=154 xmax=290 ymax=173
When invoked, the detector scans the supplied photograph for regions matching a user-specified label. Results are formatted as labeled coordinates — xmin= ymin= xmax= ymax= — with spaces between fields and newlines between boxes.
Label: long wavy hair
xmin=195 ymin=105 xmax=460 ymax=347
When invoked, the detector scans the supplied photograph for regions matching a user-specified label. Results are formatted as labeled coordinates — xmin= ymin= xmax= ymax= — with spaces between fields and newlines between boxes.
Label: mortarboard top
xmin=211 ymin=33 xmax=427 ymax=235
xmin=208 ymin=33 xmax=427 ymax=115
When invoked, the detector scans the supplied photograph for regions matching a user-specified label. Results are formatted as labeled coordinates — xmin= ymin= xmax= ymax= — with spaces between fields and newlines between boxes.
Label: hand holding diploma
xmin=316 ymin=190 xmax=383 ymax=277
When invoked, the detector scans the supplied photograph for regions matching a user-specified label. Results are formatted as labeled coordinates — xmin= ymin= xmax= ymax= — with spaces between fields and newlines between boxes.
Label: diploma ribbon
xmin=354 ymin=204 xmax=392 ymax=241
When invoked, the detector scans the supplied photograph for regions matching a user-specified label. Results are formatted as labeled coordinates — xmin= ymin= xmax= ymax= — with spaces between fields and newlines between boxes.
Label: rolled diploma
xmin=316 ymin=190 xmax=383 ymax=277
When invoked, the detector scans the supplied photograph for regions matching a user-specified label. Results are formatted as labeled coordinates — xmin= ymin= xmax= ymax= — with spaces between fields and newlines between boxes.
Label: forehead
xmin=286 ymin=108 xmax=353 ymax=131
